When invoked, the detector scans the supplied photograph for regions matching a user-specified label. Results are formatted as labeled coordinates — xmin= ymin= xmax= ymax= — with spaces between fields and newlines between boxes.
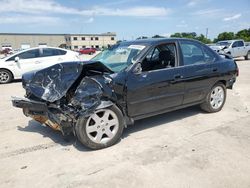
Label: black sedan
xmin=12 ymin=38 xmax=238 ymax=149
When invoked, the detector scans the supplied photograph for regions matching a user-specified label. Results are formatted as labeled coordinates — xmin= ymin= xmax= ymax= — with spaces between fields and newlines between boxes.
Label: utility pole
xmin=206 ymin=28 xmax=208 ymax=39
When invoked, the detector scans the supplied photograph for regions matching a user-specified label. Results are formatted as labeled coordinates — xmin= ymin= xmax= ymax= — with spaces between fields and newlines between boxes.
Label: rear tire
xmin=245 ymin=51 xmax=250 ymax=60
xmin=0 ymin=69 xmax=13 ymax=84
xmin=200 ymin=83 xmax=226 ymax=113
xmin=75 ymin=105 xmax=125 ymax=150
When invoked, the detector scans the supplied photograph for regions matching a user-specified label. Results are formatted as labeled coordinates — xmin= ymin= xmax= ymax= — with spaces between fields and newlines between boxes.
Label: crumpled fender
xmin=69 ymin=76 xmax=116 ymax=117
xmin=95 ymin=100 xmax=114 ymax=110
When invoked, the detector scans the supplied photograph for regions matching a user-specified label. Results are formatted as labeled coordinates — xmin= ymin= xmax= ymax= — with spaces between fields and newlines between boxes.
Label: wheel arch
xmin=216 ymin=80 xmax=226 ymax=87
xmin=0 ymin=68 xmax=14 ymax=78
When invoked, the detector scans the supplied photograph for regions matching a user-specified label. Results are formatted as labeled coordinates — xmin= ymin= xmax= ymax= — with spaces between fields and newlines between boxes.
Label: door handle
xmin=212 ymin=68 xmax=218 ymax=72
xmin=170 ymin=74 xmax=183 ymax=84
xmin=174 ymin=74 xmax=183 ymax=79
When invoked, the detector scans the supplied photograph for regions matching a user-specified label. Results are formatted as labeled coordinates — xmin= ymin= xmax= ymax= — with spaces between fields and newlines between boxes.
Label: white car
xmin=0 ymin=47 xmax=80 ymax=84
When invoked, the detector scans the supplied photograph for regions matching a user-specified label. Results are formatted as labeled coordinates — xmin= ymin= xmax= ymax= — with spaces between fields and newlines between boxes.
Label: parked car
xmin=209 ymin=40 xmax=250 ymax=59
xmin=0 ymin=47 xmax=80 ymax=84
xmin=79 ymin=47 xmax=96 ymax=55
xmin=0 ymin=48 xmax=13 ymax=55
xmin=12 ymin=38 xmax=238 ymax=149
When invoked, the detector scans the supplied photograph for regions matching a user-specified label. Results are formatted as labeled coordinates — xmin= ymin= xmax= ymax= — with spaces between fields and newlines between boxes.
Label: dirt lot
xmin=0 ymin=59 xmax=250 ymax=188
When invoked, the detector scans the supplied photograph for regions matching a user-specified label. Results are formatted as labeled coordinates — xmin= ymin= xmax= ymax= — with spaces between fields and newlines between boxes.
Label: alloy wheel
xmin=85 ymin=109 xmax=119 ymax=144
xmin=210 ymin=86 xmax=225 ymax=110
xmin=0 ymin=70 xmax=10 ymax=83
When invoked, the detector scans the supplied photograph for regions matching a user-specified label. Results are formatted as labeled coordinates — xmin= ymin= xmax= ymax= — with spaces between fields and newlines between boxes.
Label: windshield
xmin=216 ymin=41 xmax=231 ymax=47
xmin=91 ymin=43 xmax=146 ymax=72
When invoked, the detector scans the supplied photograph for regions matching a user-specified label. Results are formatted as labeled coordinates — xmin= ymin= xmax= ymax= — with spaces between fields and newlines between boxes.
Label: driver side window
xmin=232 ymin=42 xmax=238 ymax=48
xmin=141 ymin=43 xmax=176 ymax=72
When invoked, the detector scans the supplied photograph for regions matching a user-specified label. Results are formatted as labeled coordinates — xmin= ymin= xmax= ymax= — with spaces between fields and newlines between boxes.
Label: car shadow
xmin=17 ymin=106 xmax=203 ymax=151
xmin=123 ymin=106 xmax=202 ymax=138
xmin=13 ymin=79 xmax=22 ymax=83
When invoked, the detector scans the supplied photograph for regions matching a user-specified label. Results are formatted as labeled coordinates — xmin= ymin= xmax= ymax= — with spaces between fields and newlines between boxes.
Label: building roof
xmin=0 ymin=32 xmax=116 ymax=36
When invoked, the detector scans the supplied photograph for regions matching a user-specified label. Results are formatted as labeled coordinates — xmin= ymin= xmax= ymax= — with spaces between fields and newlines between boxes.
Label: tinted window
xmin=238 ymin=41 xmax=244 ymax=47
xmin=41 ymin=48 xmax=54 ymax=57
xmin=180 ymin=41 xmax=213 ymax=65
xmin=202 ymin=46 xmax=217 ymax=62
xmin=232 ymin=42 xmax=238 ymax=48
xmin=52 ymin=49 xmax=66 ymax=55
xmin=141 ymin=43 xmax=176 ymax=71
xmin=14 ymin=49 xmax=40 ymax=59
xmin=6 ymin=54 xmax=17 ymax=61
xmin=40 ymin=48 xmax=67 ymax=57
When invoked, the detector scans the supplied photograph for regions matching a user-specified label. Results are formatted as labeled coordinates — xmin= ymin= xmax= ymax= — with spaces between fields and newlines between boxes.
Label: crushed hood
xmin=22 ymin=61 xmax=113 ymax=102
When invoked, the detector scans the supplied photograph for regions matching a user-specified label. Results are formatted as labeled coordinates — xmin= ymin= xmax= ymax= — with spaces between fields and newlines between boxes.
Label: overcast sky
xmin=0 ymin=0 xmax=249 ymax=40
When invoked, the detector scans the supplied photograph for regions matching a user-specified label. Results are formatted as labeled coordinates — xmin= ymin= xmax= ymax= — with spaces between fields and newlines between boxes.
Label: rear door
xmin=38 ymin=48 xmax=67 ymax=69
xmin=179 ymin=40 xmax=219 ymax=104
xmin=231 ymin=41 xmax=241 ymax=57
xmin=237 ymin=40 xmax=246 ymax=56
xmin=126 ymin=42 xmax=185 ymax=118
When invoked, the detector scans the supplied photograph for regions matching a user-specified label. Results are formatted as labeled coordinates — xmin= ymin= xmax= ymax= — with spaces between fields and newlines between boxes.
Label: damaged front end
xmin=12 ymin=61 xmax=115 ymax=135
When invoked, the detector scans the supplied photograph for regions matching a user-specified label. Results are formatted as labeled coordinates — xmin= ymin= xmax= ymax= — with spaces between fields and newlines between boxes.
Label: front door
xmin=126 ymin=43 xmax=185 ymax=118
xmin=5 ymin=49 xmax=41 ymax=77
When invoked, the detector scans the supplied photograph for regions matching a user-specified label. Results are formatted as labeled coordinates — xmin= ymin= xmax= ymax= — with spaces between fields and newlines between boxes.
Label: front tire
xmin=0 ymin=69 xmax=13 ymax=84
xmin=200 ymin=83 xmax=226 ymax=113
xmin=75 ymin=105 xmax=125 ymax=149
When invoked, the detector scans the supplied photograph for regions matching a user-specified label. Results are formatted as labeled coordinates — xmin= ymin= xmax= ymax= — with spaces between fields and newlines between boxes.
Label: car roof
xmin=218 ymin=40 xmax=243 ymax=43
xmin=22 ymin=46 xmax=67 ymax=51
xmin=119 ymin=38 xmax=202 ymax=46
xmin=1 ymin=47 xmax=69 ymax=60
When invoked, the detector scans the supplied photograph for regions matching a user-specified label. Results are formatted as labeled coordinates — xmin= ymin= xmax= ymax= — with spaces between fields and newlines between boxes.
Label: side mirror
xmin=133 ymin=63 xmax=142 ymax=75
xmin=14 ymin=56 xmax=19 ymax=62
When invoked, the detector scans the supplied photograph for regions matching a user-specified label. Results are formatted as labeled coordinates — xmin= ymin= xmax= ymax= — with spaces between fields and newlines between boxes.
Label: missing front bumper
xmin=11 ymin=97 xmax=67 ymax=133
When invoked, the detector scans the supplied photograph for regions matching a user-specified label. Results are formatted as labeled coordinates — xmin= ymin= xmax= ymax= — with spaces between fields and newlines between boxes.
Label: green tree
xmin=170 ymin=32 xmax=211 ymax=43
xmin=170 ymin=33 xmax=182 ymax=38
xmin=214 ymin=32 xmax=235 ymax=43
xmin=170 ymin=32 xmax=197 ymax=39
xmin=152 ymin=34 xmax=165 ymax=38
xmin=235 ymin=29 xmax=250 ymax=42
xmin=196 ymin=34 xmax=212 ymax=44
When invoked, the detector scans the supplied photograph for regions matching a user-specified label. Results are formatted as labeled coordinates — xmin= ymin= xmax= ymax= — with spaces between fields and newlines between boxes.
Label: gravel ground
xmin=0 ymin=58 xmax=249 ymax=188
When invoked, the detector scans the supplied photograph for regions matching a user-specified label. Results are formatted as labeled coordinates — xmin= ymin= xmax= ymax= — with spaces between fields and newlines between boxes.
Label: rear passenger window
xmin=180 ymin=41 xmax=216 ymax=65
xmin=58 ymin=49 xmax=67 ymax=55
xmin=41 ymin=48 xmax=54 ymax=57
xmin=202 ymin=46 xmax=216 ymax=62
xmin=40 ymin=48 xmax=67 ymax=57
